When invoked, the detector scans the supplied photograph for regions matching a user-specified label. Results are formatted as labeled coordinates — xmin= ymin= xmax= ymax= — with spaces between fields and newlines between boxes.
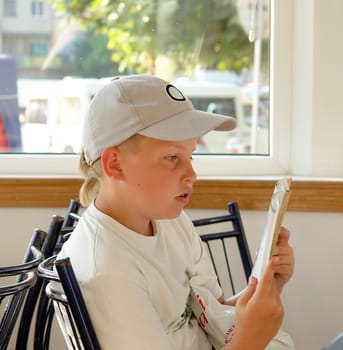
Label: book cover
xmin=251 ymin=177 xmax=292 ymax=279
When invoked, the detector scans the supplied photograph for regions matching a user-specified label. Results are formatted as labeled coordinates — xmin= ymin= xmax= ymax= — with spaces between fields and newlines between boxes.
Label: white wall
xmin=1 ymin=207 xmax=343 ymax=350
xmin=291 ymin=0 xmax=343 ymax=177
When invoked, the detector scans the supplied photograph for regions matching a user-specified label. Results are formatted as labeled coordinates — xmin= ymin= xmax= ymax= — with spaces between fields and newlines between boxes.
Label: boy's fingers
xmin=276 ymin=226 xmax=290 ymax=245
xmin=238 ymin=276 xmax=258 ymax=305
xmin=254 ymin=261 xmax=277 ymax=297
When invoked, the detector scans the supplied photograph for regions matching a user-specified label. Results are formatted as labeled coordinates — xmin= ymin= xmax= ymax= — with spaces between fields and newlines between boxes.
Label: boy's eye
xmin=165 ymin=155 xmax=178 ymax=161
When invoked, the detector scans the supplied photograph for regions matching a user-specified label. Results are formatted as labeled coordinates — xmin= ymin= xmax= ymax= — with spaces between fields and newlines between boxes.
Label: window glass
xmin=31 ymin=0 xmax=44 ymax=18
xmin=3 ymin=0 xmax=16 ymax=17
xmin=0 ymin=0 xmax=271 ymax=158
xmin=31 ymin=41 xmax=48 ymax=57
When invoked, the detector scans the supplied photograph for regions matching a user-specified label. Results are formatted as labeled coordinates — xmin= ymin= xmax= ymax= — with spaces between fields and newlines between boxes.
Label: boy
xmin=58 ymin=74 xmax=294 ymax=349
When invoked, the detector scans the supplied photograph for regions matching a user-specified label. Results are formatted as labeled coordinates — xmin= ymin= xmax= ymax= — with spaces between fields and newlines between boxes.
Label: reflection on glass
xmin=0 ymin=0 xmax=270 ymax=155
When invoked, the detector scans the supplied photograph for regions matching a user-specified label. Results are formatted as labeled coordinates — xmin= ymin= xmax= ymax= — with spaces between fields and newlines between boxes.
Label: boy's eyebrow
xmin=161 ymin=139 xmax=197 ymax=153
xmin=168 ymin=144 xmax=196 ymax=153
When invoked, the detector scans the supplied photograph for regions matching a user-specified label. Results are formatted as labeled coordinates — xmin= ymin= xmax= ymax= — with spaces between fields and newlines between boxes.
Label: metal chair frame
xmin=323 ymin=332 xmax=343 ymax=350
xmin=193 ymin=201 xmax=253 ymax=295
xmin=0 ymin=230 xmax=45 ymax=350
xmin=37 ymin=255 xmax=100 ymax=350
xmin=16 ymin=199 xmax=80 ymax=350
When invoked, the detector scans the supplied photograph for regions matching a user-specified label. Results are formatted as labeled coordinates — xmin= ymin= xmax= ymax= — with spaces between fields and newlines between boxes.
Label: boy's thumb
xmin=238 ymin=276 xmax=258 ymax=305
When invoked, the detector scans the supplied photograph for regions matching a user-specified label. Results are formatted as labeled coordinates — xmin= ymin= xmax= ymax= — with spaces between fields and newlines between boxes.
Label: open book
xmin=251 ymin=177 xmax=292 ymax=279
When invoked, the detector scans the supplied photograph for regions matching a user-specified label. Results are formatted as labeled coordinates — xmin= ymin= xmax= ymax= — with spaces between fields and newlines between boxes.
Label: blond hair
xmin=79 ymin=149 xmax=103 ymax=207
xmin=79 ymin=134 xmax=144 ymax=207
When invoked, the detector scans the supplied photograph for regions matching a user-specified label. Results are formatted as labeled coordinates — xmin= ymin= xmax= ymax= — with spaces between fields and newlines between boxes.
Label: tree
xmin=51 ymin=0 xmax=259 ymax=76
xmin=68 ymin=28 xmax=122 ymax=78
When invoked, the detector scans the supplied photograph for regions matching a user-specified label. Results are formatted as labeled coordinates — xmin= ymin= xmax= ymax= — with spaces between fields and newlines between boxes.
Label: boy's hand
xmin=271 ymin=226 xmax=295 ymax=292
xmin=230 ymin=262 xmax=284 ymax=350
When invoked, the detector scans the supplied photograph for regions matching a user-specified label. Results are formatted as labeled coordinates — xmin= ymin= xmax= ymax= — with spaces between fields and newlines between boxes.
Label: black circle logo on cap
xmin=166 ymin=84 xmax=186 ymax=101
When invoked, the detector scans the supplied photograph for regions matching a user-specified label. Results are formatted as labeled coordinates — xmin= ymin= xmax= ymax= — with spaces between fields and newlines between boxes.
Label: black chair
xmin=323 ymin=332 xmax=343 ymax=350
xmin=58 ymin=199 xmax=81 ymax=243
xmin=0 ymin=229 xmax=45 ymax=350
xmin=16 ymin=199 xmax=81 ymax=350
xmin=192 ymin=202 xmax=253 ymax=296
xmin=37 ymin=255 xmax=101 ymax=350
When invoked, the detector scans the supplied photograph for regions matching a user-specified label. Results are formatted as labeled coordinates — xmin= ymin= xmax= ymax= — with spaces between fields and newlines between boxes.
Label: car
xmin=0 ymin=55 xmax=22 ymax=152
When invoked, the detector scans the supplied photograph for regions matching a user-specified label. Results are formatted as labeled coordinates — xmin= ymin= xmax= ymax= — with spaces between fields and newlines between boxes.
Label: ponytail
xmin=79 ymin=149 xmax=103 ymax=207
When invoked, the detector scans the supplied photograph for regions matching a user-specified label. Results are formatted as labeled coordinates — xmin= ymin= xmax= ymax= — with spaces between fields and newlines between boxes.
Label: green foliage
xmin=68 ymin=28 xmax=122 ymax=78
xmin=50 ymin=0 xmax=259 ymax=75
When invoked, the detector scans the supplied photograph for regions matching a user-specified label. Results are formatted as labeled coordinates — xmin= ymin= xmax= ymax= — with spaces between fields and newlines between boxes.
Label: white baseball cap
xmin=82 ymin=74 xmax=236 ymax=165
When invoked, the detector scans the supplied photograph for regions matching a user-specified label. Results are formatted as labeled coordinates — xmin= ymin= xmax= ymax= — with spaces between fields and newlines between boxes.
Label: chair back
xmin=58 ymin=199 xmax=81 ymax=244
xmin=16 ymin=199 xmax=81 ymax=350
xmin=323 ymin=332 xmax=343 ymax=350
xmin=37 ymin=255 xmax=101 ymax=350
xmin=0 ymin=230 xmax=45 ymax=350
xmin=192 ymin=202 xmax=253 ymax=296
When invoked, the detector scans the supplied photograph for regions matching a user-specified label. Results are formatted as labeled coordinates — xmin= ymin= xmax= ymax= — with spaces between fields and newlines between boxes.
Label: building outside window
xmin=31 ymin=0 xmax=44 ymax=18
xmin=1 ymin=0 xmax=271 ymax=158
xmin=4 ymin=0 xmax=16 ymax=17
xmin=31 ymin=41 xmax=48 ymax=57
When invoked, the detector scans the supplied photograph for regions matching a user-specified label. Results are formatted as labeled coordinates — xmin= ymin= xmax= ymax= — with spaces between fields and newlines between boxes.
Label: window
xmin=4 ymin=0 xmax=16 ymax=17
xmin=31 ymin=0 xmax=44 ymax=18
xmin=2 ymin=1 xmax=291 ymax=176
xmin=31 ymin=41 xmax=48 ymax=57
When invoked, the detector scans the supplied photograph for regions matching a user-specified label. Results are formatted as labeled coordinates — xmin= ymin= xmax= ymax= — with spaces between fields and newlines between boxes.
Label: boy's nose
xmin=185 ymin=162 xmax=197 ymax=184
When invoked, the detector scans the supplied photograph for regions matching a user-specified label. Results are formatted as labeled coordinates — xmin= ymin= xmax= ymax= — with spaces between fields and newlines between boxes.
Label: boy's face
xmin=118 ymin=136 xmax=197 ymax=220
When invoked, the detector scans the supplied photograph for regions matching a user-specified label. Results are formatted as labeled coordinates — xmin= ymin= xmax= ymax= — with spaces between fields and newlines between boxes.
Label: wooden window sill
xmin=1 ymin=177 xmax=343 ymax=212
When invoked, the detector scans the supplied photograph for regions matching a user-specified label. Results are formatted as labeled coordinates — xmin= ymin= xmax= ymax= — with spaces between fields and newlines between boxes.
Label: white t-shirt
xmin=58 ymin=202 xmax=223 ymax=350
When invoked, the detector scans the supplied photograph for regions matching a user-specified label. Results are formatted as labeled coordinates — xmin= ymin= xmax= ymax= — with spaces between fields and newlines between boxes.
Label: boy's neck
xmin=94 ymin=197 xmax=155 ymax=236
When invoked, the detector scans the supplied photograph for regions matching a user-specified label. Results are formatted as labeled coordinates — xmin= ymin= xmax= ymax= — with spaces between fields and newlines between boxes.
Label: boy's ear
xmin=101 ymin=147 xmax=123 ymax=179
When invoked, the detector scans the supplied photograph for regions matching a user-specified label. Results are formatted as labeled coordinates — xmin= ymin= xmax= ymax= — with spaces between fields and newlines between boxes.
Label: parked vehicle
xmin=17 ymin=76 xmax=268 ymax=154
xmin=173 ymin=79 xmax=268 ymax=154
xmin=17 ymin=77 xmax=104 ymax=153
xmin=0 ymin=55 xmax=22 ymax=151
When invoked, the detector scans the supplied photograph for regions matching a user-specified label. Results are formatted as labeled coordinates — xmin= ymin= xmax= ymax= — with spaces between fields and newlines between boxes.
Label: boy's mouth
xmin=176 ymin=191 xmax=192 ymax=203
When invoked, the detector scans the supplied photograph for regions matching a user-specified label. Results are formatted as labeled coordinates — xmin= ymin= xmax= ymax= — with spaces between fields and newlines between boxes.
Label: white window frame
xmin=0 ymin=0 xmax=292 ymax=178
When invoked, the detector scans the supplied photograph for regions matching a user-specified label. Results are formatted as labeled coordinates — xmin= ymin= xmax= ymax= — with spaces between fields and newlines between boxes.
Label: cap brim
xmin=138 ymin=109 xmax=236 ymax=141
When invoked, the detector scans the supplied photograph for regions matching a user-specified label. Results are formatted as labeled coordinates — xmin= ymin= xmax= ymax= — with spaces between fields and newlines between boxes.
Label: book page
xmin=251 ymin=177 xmax=292 ymax=279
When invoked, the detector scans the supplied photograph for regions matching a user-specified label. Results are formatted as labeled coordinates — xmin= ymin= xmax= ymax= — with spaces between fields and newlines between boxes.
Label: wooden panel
xmin=0 ymin=178 xmax=343 ymax=212
xmin=189 ymin=179 xmax=343 ymax=212
xmin=0 ymin=178 xmax=82 ymax=208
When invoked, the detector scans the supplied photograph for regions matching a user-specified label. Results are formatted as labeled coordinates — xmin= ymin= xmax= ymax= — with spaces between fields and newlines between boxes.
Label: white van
xmin=18 ymin=78 xmax=105 ymax=153
xmin=173 ymin=79 xmax=268 ymax=154
xmin=17 ymin=77 xmax=268 ymax=154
